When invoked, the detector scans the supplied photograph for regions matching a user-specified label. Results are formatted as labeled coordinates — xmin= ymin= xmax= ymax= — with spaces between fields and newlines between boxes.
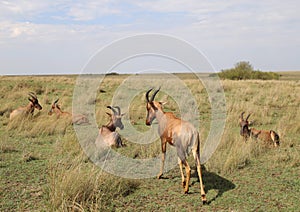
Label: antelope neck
xmin=105 ymin=122 xmax=116 ymax=131
xmin=27 ymin=102 xmax=35 ymax=114
xmin=154 ymin=109 xmax=165 ymax=122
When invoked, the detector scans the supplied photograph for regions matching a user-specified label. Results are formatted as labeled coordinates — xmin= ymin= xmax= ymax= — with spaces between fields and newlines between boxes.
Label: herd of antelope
xmin=9 ymin=90 xmax=281 ymax=205
xmin=10 ymin=93 xmax=90 ymax=125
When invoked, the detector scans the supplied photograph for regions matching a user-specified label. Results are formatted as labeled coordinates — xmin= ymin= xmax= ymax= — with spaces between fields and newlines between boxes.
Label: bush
xmin=105 ymin=72 xmax=119 ymax=76
xmin=218 ymin=61 xmax=279 ymax=80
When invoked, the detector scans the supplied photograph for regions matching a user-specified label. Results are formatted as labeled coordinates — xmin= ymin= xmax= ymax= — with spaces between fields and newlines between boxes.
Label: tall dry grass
xmin=69 ymin=78 xmax=300 ymax=176
xmin=47 ymin=132 xmax=139 ymax=211
xmin=6 ymin=114 xmax=71 ymax=137
xmin=1 ymin=75 xmax=299 ymax=210
xmin=93 ymin=78 xmax=299 ymax=175
xmin=204 ymin=79 xmax=299 ymax=174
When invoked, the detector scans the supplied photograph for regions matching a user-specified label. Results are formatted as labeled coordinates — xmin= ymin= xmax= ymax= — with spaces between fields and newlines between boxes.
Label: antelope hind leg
xmin=195 ymin=154 xmax=207 ymax=204
xmin=182 ymin=160 xmax=191 ymax=194
xmin=178 ymin=158 xmax=186 ymax=187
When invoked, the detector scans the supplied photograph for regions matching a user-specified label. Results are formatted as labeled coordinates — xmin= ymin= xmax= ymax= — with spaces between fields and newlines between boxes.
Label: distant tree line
xmin=216 ymin=61 xmax=279 ymax=80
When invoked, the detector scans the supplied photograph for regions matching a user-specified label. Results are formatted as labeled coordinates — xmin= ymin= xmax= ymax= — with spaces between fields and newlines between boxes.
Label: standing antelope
xmin=145 ymin=88 xmax=207 ymax=204
xmin=239 ymin=112 xmax=280 ymax=147
xmin=48 ymin=99 xmax=89 ymax=125
xmin=95 ymin=106 xmax=125 ymax=148
xmin=10 ymin=92 xmax=42 ymax=120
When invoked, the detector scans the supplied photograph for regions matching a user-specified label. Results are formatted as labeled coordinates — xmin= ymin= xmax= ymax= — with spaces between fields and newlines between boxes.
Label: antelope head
xmin=145 ymin=88 xmax=163 ymax=126
xmin=48 ymin=99 xmax=59 ymax=115
xmin=106 ymin=106 xmax=124 ymax=130
xmin=28 ymin=92 xmax=42 ymax=112
xmin=239 ymin=112 xmax=251 ymax=140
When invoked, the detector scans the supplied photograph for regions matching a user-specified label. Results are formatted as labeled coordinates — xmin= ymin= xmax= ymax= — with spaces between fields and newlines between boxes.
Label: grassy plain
xmin=0 ymin=72 xmax=299 ymax=211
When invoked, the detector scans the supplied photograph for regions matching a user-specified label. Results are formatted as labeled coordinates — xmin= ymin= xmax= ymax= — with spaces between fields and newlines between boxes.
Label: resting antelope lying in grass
xmin=239 ymin=112 xmax=280 ymax=147
xmin=10 ymin=92 xmax=42 ymax=120
xmin=239 ymin=112 xmax=251 ymax=141
xmin=48 ymin=99 xmax=89 ymax=125
xmin=95 ymin=106 xmax=125 ymax=148
xmin=250 ymin=128 xmax=280 ymax=147
xmin=145 ymin=88 xmax=207 ymax=204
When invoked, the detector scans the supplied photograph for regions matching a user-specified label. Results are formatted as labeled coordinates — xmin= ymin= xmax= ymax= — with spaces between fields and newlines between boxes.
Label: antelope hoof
xmin=202 ymin=196 xmax=207 ymax=205
xmin=184 ymin=190 xmax=189 ymax=194
xmin=157 ymin=174 xmax=163 ymax=179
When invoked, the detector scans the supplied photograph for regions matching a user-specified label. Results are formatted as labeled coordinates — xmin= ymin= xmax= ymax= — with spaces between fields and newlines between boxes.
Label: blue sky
xmin=0 ymin=0 xmax=299 ymax=75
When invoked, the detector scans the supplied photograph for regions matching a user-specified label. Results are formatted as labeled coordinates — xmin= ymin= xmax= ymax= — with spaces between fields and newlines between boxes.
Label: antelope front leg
xmin=157 ymin=140 xmax=166 ymax=179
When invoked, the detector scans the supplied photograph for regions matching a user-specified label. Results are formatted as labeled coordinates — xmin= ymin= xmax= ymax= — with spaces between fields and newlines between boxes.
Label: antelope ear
xmin=159 ymin=101 xmax=167 ymax=105
xmin=121 ymin=113 xmax=126 ymax=116
xmin=28 ymin=98 xmax=34 ymax=103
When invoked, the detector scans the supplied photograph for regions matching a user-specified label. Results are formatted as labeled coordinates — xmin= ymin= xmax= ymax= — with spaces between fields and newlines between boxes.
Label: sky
xmin=0 ymin=0 xmax=299 ymax=75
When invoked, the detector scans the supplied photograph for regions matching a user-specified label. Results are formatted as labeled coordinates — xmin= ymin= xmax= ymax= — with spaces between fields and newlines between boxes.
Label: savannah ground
xmin=0 ymin=72 xmax=299 ymax=211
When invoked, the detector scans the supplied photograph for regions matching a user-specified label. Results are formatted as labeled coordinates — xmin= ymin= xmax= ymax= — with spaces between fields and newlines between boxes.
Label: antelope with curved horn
xmin=239 ymin=112 xmax=251 ymax=142
xmin=239 ymin=112 xmax=280 ymax=147
xmin=10 ymin=92 xmax=42 ymax=120
xmin=145 ymin=88 xmax=207 ymax=204
xmin=48 ymin=99 xmax=89 ymax=125
xmin=95 ymin=106 xmax=125 ymax=148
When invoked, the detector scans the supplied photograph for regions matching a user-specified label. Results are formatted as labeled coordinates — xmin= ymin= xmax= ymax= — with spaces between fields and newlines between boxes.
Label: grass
xmin=0 ymin=72 xmax=299 ymax=211
xmin=278 ymin=71 xmax=300 ymax=81
xmin=47 ymin=134 xmax=139 ymax=211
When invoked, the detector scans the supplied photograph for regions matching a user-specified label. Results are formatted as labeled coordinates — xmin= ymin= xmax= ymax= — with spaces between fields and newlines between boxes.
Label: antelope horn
xmin=114 ymin=106 xmax=121 ymax=115
xmin=145 ymin=88 xmax=153 ymax=102
xmin=150 ymin=87 xmax=161 ymax=102
xmin=240 ymin=112 xmax=245 ymax=121
xmin=28 ymin=92 xmax=37 ymax=100
xmin=246 ymin=113 xmax=251 ymax=121
xmin=54 ymin=99 xmax=59 ymax=104
xmin=107 ymin=106 xmax=117 ymax=115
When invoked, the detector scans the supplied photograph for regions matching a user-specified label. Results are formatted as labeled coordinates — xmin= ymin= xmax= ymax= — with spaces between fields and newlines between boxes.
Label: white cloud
xmin=134 ymin=0 xmax=230 ymax=14
xmin=0 ymin=0 xmax=299 ymax=74
xmin=0 ymin=0 xmax=58 ymax=20
xmin=67 ymin=0 xmax=121 ymax=21
xmin=0 ymin=20 xmax=112 ymax=44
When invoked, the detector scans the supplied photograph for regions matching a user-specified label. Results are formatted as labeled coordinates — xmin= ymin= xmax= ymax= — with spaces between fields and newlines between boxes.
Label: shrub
xmin=218 ymin=61 xmax=279 ymax=80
